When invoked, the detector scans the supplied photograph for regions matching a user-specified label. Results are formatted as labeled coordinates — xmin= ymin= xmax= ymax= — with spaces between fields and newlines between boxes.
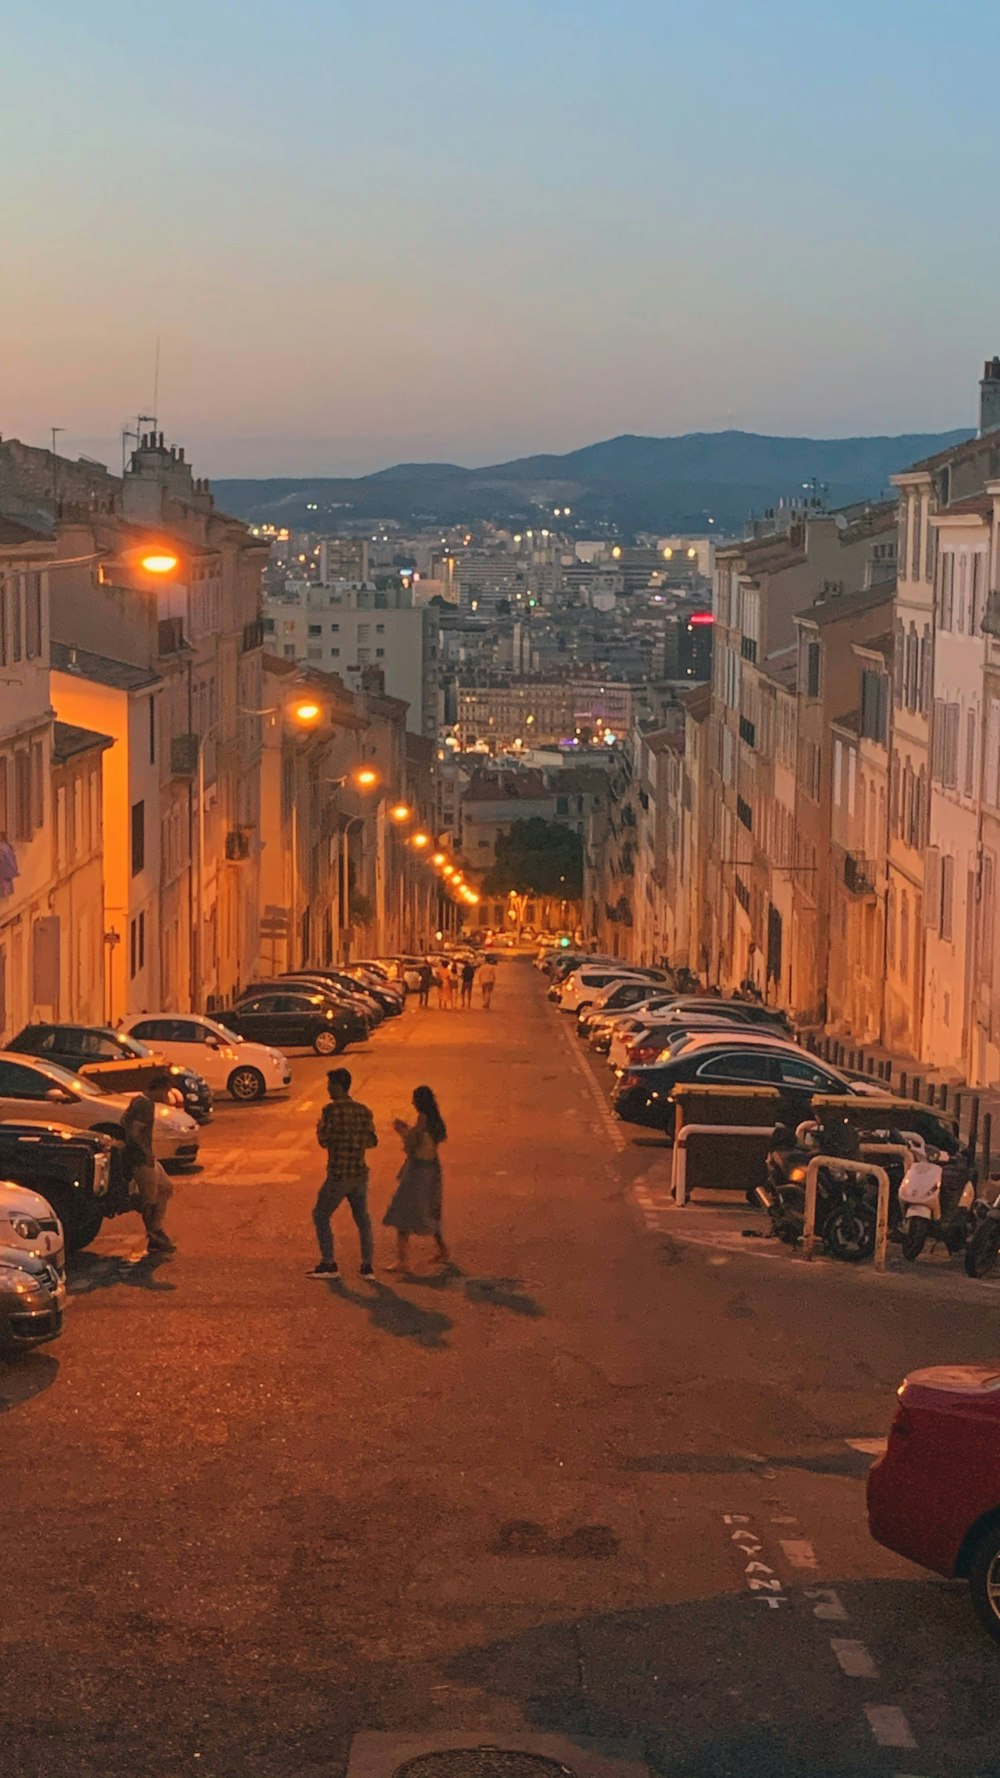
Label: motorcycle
xmin=756 ymin=1116 xmax=877 ymax=1262
xmin=965 ymin=1194 xmax=1000 ymax=1279
xmin=898 ymin=1137 xmax=976 ymax=1262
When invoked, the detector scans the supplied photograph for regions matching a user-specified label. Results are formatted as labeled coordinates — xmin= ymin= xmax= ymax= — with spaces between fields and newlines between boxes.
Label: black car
xmin=343 ymin=968 xmax=404 ymax=1015
xmin=0 ymin=1248 xmax=64 ymax=1351
xmin=223 ymin=991 xmax=358 ymax=1055
xmin=0 ymin=1121 xmax=132 ymax=1252
xmin=612 ymin=1042 xmax=875 ymax=1138
xmin=239 ymin=978 xmax=374 ymax=1039
xmin=8 ymin=1022 xmax=214 ymax=1123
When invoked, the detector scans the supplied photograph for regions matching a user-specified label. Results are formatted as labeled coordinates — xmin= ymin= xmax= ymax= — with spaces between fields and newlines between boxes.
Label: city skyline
xmin=5 ymin=0 xmax=997 ymax=475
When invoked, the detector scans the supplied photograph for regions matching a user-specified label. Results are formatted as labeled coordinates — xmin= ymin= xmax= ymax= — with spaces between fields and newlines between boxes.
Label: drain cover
xmin=395 ymin=1754 xmax=573 ymax=1778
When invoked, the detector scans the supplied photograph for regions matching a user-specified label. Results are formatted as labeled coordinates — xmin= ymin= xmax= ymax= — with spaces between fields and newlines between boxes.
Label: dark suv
xmin=0 ymin=1121 xmax=132 ymax=1251
xmin=8 ymin=1023 xmax=214 ymax=1123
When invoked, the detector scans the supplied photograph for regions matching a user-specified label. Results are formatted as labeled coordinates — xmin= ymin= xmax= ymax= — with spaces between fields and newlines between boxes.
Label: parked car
xmin=0 ymin=1177 xmax=66 ymax=1284
xmin=557 ymin=967 xmax=669 ymax=1015
xmin=0 ymin=1052 xmax=199 ymax=1164
xmin=611 ymin=1042 xmax=885 ymax=1137
xmin=241 ymin=977 xmax=378 ymax=1035
xmin=868 ymin=1364 xmax=1000 ymax=1644
xmin=119 ymin=1014 xmax=291 ymax=1103
xmin=0 ymin=1245 xmax=64 ymax=1353
xmin=343 ymin=967 xmax=404 ymax=1014
xmin=8 ymin=1022 xmax=213 ymax=1123
xmin=0 ymin=1121 xmax=130 ymax=1252
xmin=576 ymin=978 xmax=671 ymax=1033
xmin=223 ymin=990 xmax=358 ymax=1055
xmin=269 ymin=971 xmax=385 ymax=1023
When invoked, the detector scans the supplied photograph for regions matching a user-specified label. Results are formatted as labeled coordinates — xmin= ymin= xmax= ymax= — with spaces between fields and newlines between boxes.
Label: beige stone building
xmin=50 ymin=721 xmax=113 ymax=1024
xmin=0 ymin=519 xmax=56 ymax=1039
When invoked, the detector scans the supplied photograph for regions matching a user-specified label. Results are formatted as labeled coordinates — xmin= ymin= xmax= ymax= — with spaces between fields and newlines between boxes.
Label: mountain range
xmin=213 ymin=428 xmax=972 ymax=536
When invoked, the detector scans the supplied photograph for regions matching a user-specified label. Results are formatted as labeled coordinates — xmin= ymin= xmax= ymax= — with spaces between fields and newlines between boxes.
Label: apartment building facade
xmin=0 ymin=520 xmax=56 ymax=1039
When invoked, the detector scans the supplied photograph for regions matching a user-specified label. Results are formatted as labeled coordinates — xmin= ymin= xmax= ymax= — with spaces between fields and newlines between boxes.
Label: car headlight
xmin=10 ymin=1216 xmax=41 ymax=1241
xmin=0 ymin=1265 xmax=42 ymax=1294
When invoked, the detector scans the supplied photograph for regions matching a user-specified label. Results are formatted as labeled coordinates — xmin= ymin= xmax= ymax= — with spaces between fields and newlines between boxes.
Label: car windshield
xmin=206 ymin=1020 xmax=242 ymax=1045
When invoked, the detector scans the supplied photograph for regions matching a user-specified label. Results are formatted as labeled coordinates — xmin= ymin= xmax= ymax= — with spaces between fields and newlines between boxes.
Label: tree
xmin=483 ymin=818 xmax=583 ymax=899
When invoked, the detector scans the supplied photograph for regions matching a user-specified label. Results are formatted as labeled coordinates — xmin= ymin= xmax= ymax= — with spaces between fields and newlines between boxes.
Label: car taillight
xmin=620 ymin=1072 xmax=642 ymax=1090
xmin=631 ymin=1045 xmax=658 ymax=1064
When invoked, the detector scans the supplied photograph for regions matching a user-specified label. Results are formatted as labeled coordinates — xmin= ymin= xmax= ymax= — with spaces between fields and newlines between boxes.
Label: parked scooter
xmin=897 ymin=1135 xmax=975 ymax=1261
xmin=756 ymin=1113 xmax=876 ymax=1261
xmin=964 ymin=1189 xmax=1000 ymax=1278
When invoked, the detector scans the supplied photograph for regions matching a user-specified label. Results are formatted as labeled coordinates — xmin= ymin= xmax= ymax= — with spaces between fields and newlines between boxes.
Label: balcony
xmin=844 ymin=851 xmax=876 ymax=895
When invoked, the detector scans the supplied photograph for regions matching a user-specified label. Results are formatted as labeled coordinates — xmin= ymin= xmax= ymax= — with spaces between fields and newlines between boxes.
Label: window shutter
xmin=986 ymin=700 xmax=1000 ymax=809
xmin=940 ymin=855 xmax=955 ymax=943
xmin=965 ymin=707 xmax=977 ymax=798
xmin=924 ymin=848 xmax=941 ymax=928
xmin=931 ymin=699 xmax=945 ymax=783
xmin=945 ymin=702 xmax=960 ymax=790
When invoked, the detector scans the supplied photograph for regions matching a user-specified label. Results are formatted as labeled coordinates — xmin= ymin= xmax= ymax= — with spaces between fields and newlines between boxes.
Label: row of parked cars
xmin=539 ymin=948 xmax=889 ymax=1138
xmin=0 ymin=959 xmax=418 ymax=1347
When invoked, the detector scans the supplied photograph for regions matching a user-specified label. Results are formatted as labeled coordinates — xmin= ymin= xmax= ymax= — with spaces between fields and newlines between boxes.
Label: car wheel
xmin=965 ymin=1219 xmax=1000 ymax=1279
xmin=969 ymin=1525 xmax=1000 ymax=1645
xmin=313 ymin=1028 xmax=343 ymax=1056
xmin=228 ymin=1065 xmax=266 ymax=1102
xmin=43 ymin=1190 xmax=104 ymax=1254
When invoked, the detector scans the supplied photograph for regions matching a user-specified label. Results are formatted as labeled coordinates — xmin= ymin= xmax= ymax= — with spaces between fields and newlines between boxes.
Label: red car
xmin=868 ymin=1364 xmax=1000 ymax=1643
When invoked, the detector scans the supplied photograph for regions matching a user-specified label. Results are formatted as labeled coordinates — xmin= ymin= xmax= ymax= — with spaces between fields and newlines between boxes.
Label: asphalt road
xmin=3 ymin=959 xmax=999 ymax=1778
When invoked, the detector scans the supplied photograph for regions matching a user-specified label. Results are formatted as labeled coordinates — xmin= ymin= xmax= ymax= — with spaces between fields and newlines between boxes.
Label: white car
xmin=0 ymin=1179 xmax=66 ymax=1303
xmin=0 ymin=1052 xmax=199 ymax=1164
xmin=120 ymin=1013 xmax=292 ymax=1103
xmin=558 ymin=968 xmax=663 ymax=1016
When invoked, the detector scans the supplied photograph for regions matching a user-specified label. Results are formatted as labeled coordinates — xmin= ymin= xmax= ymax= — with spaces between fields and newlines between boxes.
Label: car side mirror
xmin=205 ymin=1036 xmax=222 ymax=1050
xmin=46 ymin=1087 xmax=73 ymax=1104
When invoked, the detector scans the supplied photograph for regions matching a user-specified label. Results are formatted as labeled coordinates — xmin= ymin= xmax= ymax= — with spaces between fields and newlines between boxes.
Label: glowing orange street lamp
xmin=431 ymin=852 xmax=446 ymax=867
xmin=355 ymin=767 xmax=379 ymax=789
xmin=291 ymin=699 xmax=321 ymax=725
xmin=390 ymin=803 xmax=412 ymax=822
xmin=139 ymin=550 xmax=180 ymax=575
xmin=411 ymin=831 xmax=430 ymax=849
xmin=442 ymin=865 xmax=455 ymax=879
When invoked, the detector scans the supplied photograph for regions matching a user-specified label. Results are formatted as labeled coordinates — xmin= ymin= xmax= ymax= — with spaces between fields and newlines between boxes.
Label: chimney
xmin=980 ymin=358 xmax=1000 ymax=436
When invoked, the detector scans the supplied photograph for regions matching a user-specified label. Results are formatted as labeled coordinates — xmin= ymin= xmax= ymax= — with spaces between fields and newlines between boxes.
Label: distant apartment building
xmin=319 ymin=536 xmax=369 ymax=583
xmin=0 ymin=519 xmax=56 ymax=1039
xmin=441 ymin=550 xmax=527 ymax=613
xmin=456 ymin=677 xmax=636 ymax=749
xmin=264 ymin=581 xmax=439 ymax=738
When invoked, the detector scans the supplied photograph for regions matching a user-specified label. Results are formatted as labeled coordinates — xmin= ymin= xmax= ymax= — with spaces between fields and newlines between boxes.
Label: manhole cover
xmin=395 ymin=1754 xmax=573 ymax=1778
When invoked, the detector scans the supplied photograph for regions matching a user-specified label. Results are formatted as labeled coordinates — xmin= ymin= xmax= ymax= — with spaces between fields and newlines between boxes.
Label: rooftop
xmin=0 ymin=516 xmax=52 ymax=548
xmin=51 ymin=641 xmax=160 ymax=692
xmin=463 ymin=769 xmax=550 ymax=804
xmin=52 ymin=720 xmax=115 ymax=763
xmin=853 ymin=630 xmax=893 ymax=664
xmin=795 ymin=581 xmax=896 ymax=630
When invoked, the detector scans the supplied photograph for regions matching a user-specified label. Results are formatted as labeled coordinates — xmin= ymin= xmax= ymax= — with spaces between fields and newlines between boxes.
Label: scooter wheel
xmin=965 ymin=1221 xmax=1000 ymax=1279
xmin=901 ymin=1221 xmax=929 ymax=1262
xmin=825 ymin=1207 xmax=876 ymax=1263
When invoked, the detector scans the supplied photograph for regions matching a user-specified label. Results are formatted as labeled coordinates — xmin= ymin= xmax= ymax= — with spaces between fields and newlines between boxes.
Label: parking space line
xmin=864 ymin=1705 xmax=917 ymax=1750
xmin=830 ymin=1638 xmax=879 ymax=1678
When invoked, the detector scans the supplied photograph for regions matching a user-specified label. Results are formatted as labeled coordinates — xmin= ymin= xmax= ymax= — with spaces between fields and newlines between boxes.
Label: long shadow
xmin=445 ymin=1576 xmax=998 ymax=1777
xmin=625 ymin=1447 xmax=874 ymax=1479
xmin=327 ymin=1279 xmax=452 ymax=1349
xmin=67 ymin=1252 xmax=177 ymax=1295
xmin=406 ymin=1268 xmax=545 ymax=1319
xmin=0 ymin=1351 xmax=59 ymax=1411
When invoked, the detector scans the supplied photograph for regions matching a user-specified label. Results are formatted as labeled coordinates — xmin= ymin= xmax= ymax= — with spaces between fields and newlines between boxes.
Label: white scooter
xmin=897 ymin=1133 xmax=975 ymax=1261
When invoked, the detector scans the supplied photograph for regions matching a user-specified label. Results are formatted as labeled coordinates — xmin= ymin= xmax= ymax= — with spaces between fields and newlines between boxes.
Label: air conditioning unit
xmin=170 ymin=733 xmax=199 ymax=777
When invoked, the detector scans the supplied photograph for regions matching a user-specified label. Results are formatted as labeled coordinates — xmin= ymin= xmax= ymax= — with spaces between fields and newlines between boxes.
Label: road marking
xmin=864 ymin=1705 xmax=917 ymax=1750
xmin=779 ymin=1538 xmax=818 ymax=1569
xmin=830 ymin=1638 xmax=878 ymax=1678
xmin=555 ymin=1014 xmax=628 ymax=1151
xmin=846 ymin=1437 xmax=888 ymax=1456
xmin=722 ymin=1514 xmax=787 ymax=1610
xmin=804 ymin=1587 xmax=849 ymax=1621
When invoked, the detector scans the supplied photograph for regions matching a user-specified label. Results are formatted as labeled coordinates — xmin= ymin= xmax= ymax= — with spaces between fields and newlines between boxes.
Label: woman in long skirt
xmin=384 ymin=1085 xmax=450 ymax=1271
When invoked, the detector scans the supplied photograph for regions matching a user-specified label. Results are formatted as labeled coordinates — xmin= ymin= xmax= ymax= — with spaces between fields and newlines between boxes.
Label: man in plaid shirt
xmin=308 ymin=1067 xmax=378 ymax=1279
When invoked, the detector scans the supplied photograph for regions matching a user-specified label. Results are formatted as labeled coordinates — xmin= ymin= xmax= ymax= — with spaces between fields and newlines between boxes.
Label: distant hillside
xmin=213 ymin=428 xmax=972 ymax=535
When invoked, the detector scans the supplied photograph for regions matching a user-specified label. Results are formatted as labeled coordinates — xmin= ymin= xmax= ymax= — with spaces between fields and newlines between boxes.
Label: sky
xmin=3 ymin=0 xmax=997 ymax=477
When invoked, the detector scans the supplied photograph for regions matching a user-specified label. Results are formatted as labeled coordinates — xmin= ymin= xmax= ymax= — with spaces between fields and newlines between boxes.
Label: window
xmin=805 ymin=641 xmax=821 ymax=698
xmin=939 ymin=553 xmax=955 ymax=631
xmin=149 ymin=696 xmax=156 ymax=765
xmin=308 ymin=624 xmax=322 ymax=637
xmin=697 ymin=1052 xmax=779 ymax=1083
xmin=860 ymin=669 xmax=888 ymax=743
xmin=129 ymin=918 xmax=138 ymax=979
xmin=899 ymin=891 xmax=910 ymax=981
xmin=910 ymin=496 xmax=922 ymax=581
xmin=376 ymin=647 xmax=385 ymax=658
xmin=776 ymin=1056 xmax=835 ymax=1089
xmin=11 ymin=583 xmax=22 ymax=662
xmin=13 ymin=751 xmax=31 ymax=840
xmin=736 ymin=795 xmax=753 ymax=831
xmin=130 ymin=800 xmax=145 ymax=875
xmin=330 ymin=647 xmax=340 ymax=657
xmin=24 ymin=573 xmax=41 ymax=658
xmin=0 ymin=1060 xmax=53 ymax=1099
xmin=30 ymin=741 xmax=43 ymax=830
xmin=965 ymin=708 xmax=977 ymax=797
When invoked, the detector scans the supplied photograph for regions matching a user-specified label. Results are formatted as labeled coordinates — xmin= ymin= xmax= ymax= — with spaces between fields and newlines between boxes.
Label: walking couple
xmin=308 ymin=1068 xmax=450 ymax=1279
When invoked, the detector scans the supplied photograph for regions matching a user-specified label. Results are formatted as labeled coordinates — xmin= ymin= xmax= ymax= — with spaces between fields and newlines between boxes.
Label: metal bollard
xmin=939 ymin=1083 xmax=949 ymax=1111
xmin=900 ymin=1072 xmax=909 ymax=1098
xmin=954 ymin=1091 xmax=963 ymax=1129
xmin=983 ymin=1113 xmax=993 ymax=1186
xmin=969 ymin=1095 xmax=981 ymax=1156
xmin=867 ymin=1055 xmax=876 ymax=1075
xmin=912 ymin=1078 xmax=923 ymax=1102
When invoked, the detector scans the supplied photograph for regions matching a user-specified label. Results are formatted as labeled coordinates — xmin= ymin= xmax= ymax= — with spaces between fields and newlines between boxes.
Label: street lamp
xmin=411 ymin=831 xmax=430 ymax=850
xmin=431 ymin=851 xmax=446 ymax=867
xmin=390 ymin=802 xmax=412 ymax=823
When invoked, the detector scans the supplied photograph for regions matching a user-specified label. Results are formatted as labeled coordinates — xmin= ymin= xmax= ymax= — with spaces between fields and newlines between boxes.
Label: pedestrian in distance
xmin=121 ymin=1073 xmax=177 ymax=1253
xmin=384 ymin=1086 xmax=450 ymax=1272
xmin=309 ymin=1067 xmax=378 ymax=1280
xmin=437 ymin=963 xmax=454 ymax=1010
xmin=479 ymin=955 xmax=497 ymax=1009
xmin=418 ymin=960 xmax=434 ymax=1007
xmin=460 ymin=958 xmax=475 ymax=1008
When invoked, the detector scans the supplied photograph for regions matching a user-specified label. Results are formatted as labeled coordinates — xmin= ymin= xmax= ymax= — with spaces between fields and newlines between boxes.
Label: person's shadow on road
xmin=68 ymin=1252 xmax=177 ymax=1295
xmin=327 ymin=1279 xmax=452 ymax=1349
xmin=407 ymin=1268 xmax=545 ymax=1319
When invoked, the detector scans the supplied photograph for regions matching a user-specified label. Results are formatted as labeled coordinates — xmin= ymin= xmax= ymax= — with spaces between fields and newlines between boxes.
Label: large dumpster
xmin=668 ymin=1084 xmax=783 ymax=1203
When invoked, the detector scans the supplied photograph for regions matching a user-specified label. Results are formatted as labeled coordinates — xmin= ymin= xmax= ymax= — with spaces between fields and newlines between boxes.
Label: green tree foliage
xmin=483 ymin=818 xmax=583 ymax=898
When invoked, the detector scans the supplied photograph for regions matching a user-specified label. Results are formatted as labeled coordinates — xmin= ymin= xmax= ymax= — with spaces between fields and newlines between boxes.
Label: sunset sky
xmin=5 ymin=0 xmax=996 ymax=476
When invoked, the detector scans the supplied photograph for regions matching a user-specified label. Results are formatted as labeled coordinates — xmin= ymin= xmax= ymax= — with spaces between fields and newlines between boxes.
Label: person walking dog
xmin=384 ymin=1086 xmax=450 ymax=1272
xmin=309 ymin=1068 xmax=378 ymax=1280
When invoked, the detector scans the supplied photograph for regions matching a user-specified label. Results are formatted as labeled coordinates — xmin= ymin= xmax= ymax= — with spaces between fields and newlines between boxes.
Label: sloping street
xmin=3 ymin=959 xmax=998 ymax=1778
